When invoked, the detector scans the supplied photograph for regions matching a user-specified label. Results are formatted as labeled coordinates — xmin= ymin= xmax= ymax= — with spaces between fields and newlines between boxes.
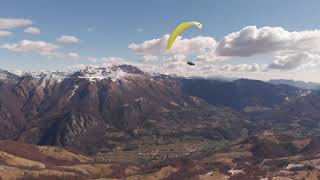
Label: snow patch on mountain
xmin=22 ymin=71 xmax=67 ymax=80
xmin=39 ymin=73 xmax=65 ymax=87
xmin=3 ymin=64 xmax=146 ymax=84
xmin=0 ymin=73 xmax=7 ymax=80
xmin=74 ymin=65 xmax=136 ymax=82
xmin=66 ymin=84 xmax=79 ymax=101
xmin=299 ymin=90 xmax=311 ymax=97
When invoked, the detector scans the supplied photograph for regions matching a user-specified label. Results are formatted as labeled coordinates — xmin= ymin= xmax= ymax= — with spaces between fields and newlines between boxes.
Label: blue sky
xmin=1 ymin=0 xmax=320 ymax=81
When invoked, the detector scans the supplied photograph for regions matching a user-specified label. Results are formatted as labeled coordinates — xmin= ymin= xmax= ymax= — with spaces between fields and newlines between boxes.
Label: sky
xmin=1 ymin=0 xmax=320 ymax=82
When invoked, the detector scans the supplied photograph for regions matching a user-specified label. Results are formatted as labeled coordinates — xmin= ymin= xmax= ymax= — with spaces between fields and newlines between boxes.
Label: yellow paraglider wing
xmin=167 ymin=21 xmax=202 ymax=50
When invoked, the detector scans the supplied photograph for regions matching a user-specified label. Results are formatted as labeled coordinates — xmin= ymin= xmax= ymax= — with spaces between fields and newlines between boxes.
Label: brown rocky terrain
xmin=0 ymin=131 xmax=319 ymax=180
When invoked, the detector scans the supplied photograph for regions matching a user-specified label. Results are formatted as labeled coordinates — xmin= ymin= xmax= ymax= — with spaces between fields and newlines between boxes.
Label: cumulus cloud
xmin=129 ymin=35 xmax=168 ymax=55
xmin=268 ymin=52 xmax=320 ymax=70
xmin=0 ymin=30 xmax=12 ymax=37
xmin=216 ymin=26 xmax=320 ymax=57
xmin=141 ymin=55 xmax=159 ymax=63
xmin=221 ymin=63 xmax=267 ymax=72
xmin=85 ymin=56 xmax=131 ymax=64
xmin=129 ymin=34 xmax=217 ymax=56
xmin=88 ymin=57 xmax=98 ymax=62
xmin=24 ymin=27 xmax=40 ymax=34
xmin=56 ymin=35 xmax=80 ymax=43
xmin=1 ymin=40 xmax=59 ymax=55
xmin=1 ymin=40 xmax=81 ymax=60
xmin=87 ymin=27 xmax=95 ymax=32
xmin=65 ymin=52 xmax=80 ymax=59
xmin=101 ymin=57 xmax=130 ymax=66
xmin=0 ymin=18 xmax=32 ymax=29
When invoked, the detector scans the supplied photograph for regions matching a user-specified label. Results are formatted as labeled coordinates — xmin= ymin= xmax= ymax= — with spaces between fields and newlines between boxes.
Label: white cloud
xmin=88 ymin=57 xmax=98 ymax=62
xmin=1 ymin=40 xmax=59 ymax=55
xmin=101 ymin=57 xmax=130 ymax=66
xmin=216 ymin=26 xmax=320 ymax=57
xmin=85 ymin=56 xmax=130 ymax=64
xmin=56 ymin=35 xmax=80 ymax=43
xmin=129 ymin=34 xmax=217 ymax=56
xmin=268 ymin=52 xmax=320 ymax=70
xmin=129 ymin=35 xmax=168 ymax=55
xmin=221 ymin=63 xmax=267 ymax=72
xmin=24 ymin=27 xmax=40 ymax=34
xmin=0 ymin=18 xmax=32 ymax=29
xmin=87 ymin=27 xmax=95 ymax=32
xmin=169 ymin=36 xmax=217 ymax=56
xmin=65 ymin=52 xmax=80 ymax=59
xmin=1 ymin=40 xmax=81 ymax=60
xmin=0 ymin=30 xmax=12 ymax=37
xmin=64 ymin=64 xmax=88 ymax=72
xmin=212 ymin=26 xmax=320 ymax=73
xmin=142 ymin=55 xmax=159 ymax=63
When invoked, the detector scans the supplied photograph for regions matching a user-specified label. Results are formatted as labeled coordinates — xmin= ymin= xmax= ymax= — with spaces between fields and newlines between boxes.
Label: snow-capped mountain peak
xmin=71 ymin=65 xmax=141 ymax=81
xmin=3 ymin=64 xmax=145 ymax=84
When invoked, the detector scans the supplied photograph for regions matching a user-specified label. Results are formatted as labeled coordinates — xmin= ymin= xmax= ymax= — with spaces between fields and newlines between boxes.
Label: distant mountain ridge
xmin=269 ymin=79 xmax=320 ymax=90
xmin=0 ymin=69 xmax=19 ymax=81
xmin=181 ymin=78 xmax=308 ymax=109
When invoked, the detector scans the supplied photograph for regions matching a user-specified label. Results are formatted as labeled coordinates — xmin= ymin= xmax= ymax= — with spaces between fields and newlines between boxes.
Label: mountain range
xmin=0 ymin=64 xmax=319 ymax=179
xmin=269 ymin=79 xmax=320 ymax=90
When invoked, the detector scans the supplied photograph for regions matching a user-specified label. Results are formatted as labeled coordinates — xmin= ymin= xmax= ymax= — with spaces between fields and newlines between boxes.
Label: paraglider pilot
xmin=187 ymin=61 xmax=195 ymax=66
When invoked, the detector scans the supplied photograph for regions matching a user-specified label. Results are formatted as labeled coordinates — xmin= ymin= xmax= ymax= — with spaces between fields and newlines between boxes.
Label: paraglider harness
xmin=187 ymin=61 xmax=195 ymax=66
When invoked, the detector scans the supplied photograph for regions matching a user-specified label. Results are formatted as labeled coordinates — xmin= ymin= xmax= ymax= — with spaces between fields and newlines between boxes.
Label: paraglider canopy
xmin=167 ymin=21 xmax=203 ymax=50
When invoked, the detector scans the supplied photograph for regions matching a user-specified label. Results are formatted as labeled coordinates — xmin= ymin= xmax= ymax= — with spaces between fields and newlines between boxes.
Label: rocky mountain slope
xmin=0 ymin=65 xmax=250 ymax=155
